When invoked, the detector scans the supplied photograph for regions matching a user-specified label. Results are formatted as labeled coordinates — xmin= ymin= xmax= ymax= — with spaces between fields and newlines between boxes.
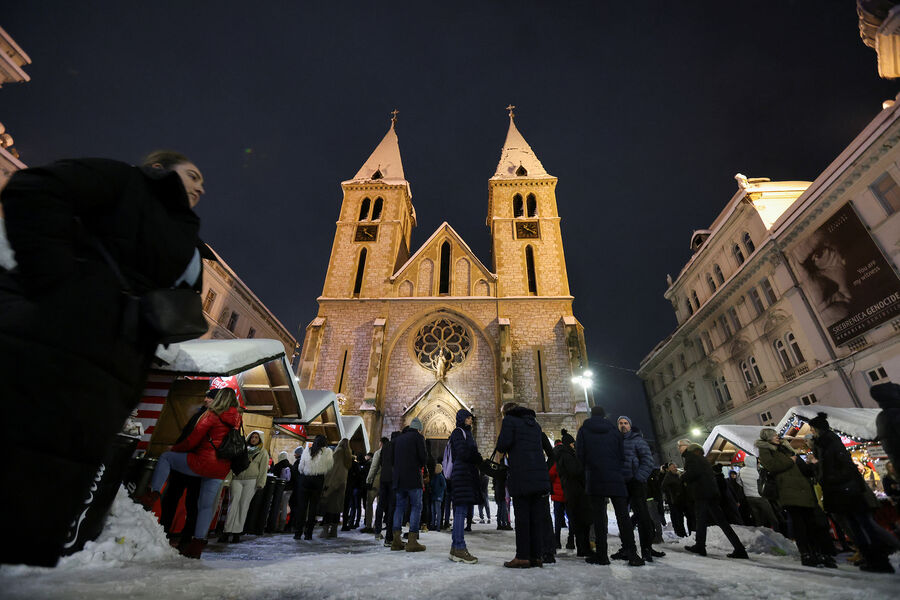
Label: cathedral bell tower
xmin=487 ymin=107 xmax=571 ymax=298
xmin=321 ymin=113 xmax=417 ymax=299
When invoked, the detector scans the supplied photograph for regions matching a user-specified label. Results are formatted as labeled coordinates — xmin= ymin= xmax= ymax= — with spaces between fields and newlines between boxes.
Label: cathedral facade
xmin=297 ymin=111 xmax=591 ymax=453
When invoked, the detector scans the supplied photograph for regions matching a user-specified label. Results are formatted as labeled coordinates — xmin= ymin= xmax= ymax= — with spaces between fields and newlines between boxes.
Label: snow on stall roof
xmin=702 ymin=425 xmax=764 ymax=457
xmin=340 ymin=414 xmax=370 ymax=452
xmin=153 ymin=338 xmax=285 ymax=376
xmin=777 ymin=405 xmax=881 ymax=441
xmin=298 ymin=389 xmax=338 ymax=423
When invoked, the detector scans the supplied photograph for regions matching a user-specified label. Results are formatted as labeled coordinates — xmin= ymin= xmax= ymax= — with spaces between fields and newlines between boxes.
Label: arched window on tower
xmin=371 ymin=197 xmax=383 ymax=221
xmin=526 ymin=193 xmax=537 ymax=217
xmin=353 ymin=248 xmax=367 ymax=297
xmin=359 ymin=197 xmax=371 ymax=221
xmin=513 ymin=194 xmax=524 ymax=218
xmin=516 ymin=165 xmax=528 ymax=176
xmin=714 ymin=264 xmax=725 ymax=284
xmin=743 ymin=231 xmax=755 ymax=254
xmin=439 ymin=241 xmax=451 ymax=295
xmin=525 ymin=245 xmax=537 ymax=295
xmin=733 ymin=244 xmax=745 ymax=266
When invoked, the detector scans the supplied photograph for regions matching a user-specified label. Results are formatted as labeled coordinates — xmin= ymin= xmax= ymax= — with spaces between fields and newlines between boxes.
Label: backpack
xmin=443 ymin=427 xmax=464 ymax=479
xmin=209 ymin=417 xmax=251 ymax=475
xmin=757 ymin=465 xmax=778 ymax=500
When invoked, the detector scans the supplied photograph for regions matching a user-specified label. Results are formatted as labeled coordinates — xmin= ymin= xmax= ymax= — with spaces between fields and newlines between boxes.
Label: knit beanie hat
xmin=560 ymin=428 xmax=575 ymax=446
xmin=278 ymin=451 xmax=288 ymax=462
xmin=591 ymin=405 xmax=606 ymax=417
xmin=294 ymin=446 xmax=304 ymax=457
xmin=410 ymin=417 xmax=424 ymax=432
xmin=808 ymin=412 xmax=830 ymax=431
xmin=617 ymin=415 xmax=632 ymax=426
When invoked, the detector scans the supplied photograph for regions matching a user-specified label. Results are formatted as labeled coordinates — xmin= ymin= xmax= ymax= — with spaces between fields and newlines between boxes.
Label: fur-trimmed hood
xmin=299 ymin=445 xmax=334 ymax=476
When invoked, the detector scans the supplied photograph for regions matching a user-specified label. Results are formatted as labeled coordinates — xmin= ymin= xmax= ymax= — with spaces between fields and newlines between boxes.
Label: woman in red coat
xmin=549 ymin=443 xmax=567 ymax=549
xmin=140 ymin=388 xmax=241 ymax=557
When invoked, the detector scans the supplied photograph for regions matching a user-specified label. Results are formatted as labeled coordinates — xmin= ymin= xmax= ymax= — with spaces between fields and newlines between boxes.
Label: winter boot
xmin=627 ymin=548 xmax=645 ymax=567
xmin=800 ymin=553 xmax=821 ymax=567
xmin=217 ymin=532 xmax=230 ymax=543
xmin=405 ymin=532 xmax=426 ymax=552
xmin=565 ymin=532 xmax=575 ymax=550
xmin=230 ymin=533 xmax=241 ymax=544
xmin=610 ymin=547 xmax=629 ymax=561
xmin=727 ymin=548 xmax=749 ymax=560
xmin=341 ymin=524 xmax=352 ymax=531
xmin=180 ymin=537 xmax=208 ymax=559
xmin=135 ymin=490 xmax=161 ymax=511
xmin=586 ymin=552 xmax=611 ymax=565
xmin=641 ymin=547 xmax=654 ymax=563
xmin=684 ymin=544 xmax=707 ymax=556
xmin=449 ymin=547 xmax=478 ymax=564
xmin=820 ymin=554 xmax=838 ymax=568
xmin=542 ymin=553 xmax=556 ymax=564
xmin=391 ymin=530 xmax=406 ymax=551
xmin=649 ymin=547 xmax=666 ymax=558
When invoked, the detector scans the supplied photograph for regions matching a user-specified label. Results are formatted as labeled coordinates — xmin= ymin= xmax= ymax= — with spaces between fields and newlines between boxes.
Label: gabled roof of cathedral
xmin=402 ymin=380 xmax=472 ymax=416
xmin=345 ymin=116 xmax=407 ymax=185
xmin=491 ymin=109 xmax=552 ymax=180
xmin=391 ymin=221 xmax=497 ymax=283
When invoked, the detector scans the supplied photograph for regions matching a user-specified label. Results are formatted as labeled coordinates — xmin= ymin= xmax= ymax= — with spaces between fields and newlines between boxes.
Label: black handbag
xmin=88 ymin=232 xmax=208 ymax=345
xmin=209 ymin=417 xmax=251 ymax=475
xmin=479 ymin=449 xmax=508 ymax=479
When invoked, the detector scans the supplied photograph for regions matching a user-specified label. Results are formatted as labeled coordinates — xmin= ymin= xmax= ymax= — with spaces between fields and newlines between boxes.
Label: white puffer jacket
xmin=299 ymin=446 xmax=334 ymax=476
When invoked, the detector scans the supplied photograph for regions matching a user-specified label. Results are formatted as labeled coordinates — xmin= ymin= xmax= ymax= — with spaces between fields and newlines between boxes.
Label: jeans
xmin=431 ymin=499 xmax=443 ymax=530
xmin=452 ymin=503 xmax=470 ymax=549
xmin=151 ymin=451 xmax=223 ymax=539
xmin=393 ymin=488 xmax=423 ymax=532
xmin=512 ymin=494 xmax=546 ymax=561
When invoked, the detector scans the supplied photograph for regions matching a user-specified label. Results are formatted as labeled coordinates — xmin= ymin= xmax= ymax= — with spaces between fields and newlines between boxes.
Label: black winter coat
xmin=813 ymin=429 xmax=866 ymax=513
xmin=662 ymin=471 xmax=685 ymax=506
xmin=448 ymin=410 xmax=482 ymax=505
xmin=392 ymin=427 xmax=427 ymax=490
xmin=554 ymin=444 xmax=590 ymax=524
xmin=576 ymin=415 xmax=627 ymax=497
xmin=381 ymin=439 xmax=394 ymax=484
xmin=681 ymin=445 xmax=719 ymax=502
xmin=871 ymin=382 xmax=900 ymax=468
xmin=0 ymin=158 xmax=203 ymax=566
xmin=496 ymin=406 xmax=551 ymax=497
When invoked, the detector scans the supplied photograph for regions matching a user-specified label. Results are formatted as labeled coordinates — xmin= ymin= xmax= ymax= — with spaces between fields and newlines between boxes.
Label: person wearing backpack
xmin=138 ymin=387 xmax=242 ymax=558
xmin=218 ymin=430 xmax=269 ymax=544
xmin=447 ymin=408 xmax=482 ymax=564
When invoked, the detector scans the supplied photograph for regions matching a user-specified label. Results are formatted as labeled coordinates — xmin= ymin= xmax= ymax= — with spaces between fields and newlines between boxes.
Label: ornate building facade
xmin=297 ymin=111 xmax=590 ymax=452
xmin=639 ymin=96 xmax=900 ymax=463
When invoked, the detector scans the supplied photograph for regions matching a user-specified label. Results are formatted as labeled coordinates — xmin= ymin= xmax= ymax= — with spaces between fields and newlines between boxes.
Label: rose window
xmin=413 ymin=318 xmax=471 ymax=372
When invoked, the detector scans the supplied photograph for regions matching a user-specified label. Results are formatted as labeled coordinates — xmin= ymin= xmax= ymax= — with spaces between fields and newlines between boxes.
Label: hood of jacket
xmin=214 ymin=406 xmax=241 ymax=428
xmin=870 ymin=382 xmax=900 ymax=409
xmin=506 ymin=405 xmax=538 ymax=426
xmin=455 ymin=409 xmax=473 ymax=428
xmin=582 ymin=414 xmax=616 ymax=436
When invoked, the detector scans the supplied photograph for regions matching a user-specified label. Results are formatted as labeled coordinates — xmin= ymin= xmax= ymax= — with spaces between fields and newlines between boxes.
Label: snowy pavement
xmin=1 ymin=488 xmax=897 ymax=600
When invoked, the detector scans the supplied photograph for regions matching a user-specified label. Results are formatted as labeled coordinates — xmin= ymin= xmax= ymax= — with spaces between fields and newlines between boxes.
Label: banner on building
xmin=791 ymin=203 xmax=900 ymax=346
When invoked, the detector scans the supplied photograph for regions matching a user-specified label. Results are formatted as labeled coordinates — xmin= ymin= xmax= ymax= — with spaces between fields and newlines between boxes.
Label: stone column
xmin=297 ymin=316 xmax=326 ymax=387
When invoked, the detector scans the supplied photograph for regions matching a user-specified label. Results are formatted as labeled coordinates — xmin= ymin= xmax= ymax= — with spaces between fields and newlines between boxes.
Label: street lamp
xmin=571 ymin=370 xmax=594 ymax=407
xmin=691 ymin=427 xmax=702 ymax=438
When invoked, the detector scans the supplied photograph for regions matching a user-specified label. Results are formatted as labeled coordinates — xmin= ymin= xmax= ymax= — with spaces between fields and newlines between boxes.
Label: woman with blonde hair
xmin=139 ymin=387 xmax=242 ymax=558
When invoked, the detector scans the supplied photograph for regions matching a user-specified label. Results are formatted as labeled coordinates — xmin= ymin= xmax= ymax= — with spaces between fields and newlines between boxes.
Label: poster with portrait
xmin=791 ymin=203 xmax=900 ymax=346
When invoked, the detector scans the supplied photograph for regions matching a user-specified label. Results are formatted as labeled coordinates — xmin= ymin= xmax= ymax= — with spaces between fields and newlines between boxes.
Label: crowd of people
xmin=135 ymin=386 xmax=900 ymax=575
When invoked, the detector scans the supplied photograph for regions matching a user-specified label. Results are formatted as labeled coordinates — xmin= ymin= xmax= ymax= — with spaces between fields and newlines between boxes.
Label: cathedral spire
xmin=351 ymin=111 xmax=406 ymax=183
xmin=493 ymin=106 xmax=550 ymax=179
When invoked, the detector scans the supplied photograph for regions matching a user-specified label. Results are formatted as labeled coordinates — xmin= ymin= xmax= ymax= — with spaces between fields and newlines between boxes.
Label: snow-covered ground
xmin=1 ymin=487 xmax=897 ymax=600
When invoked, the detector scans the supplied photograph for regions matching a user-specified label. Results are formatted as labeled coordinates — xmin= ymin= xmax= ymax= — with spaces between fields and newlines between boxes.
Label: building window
xmin=867 ymin=366 xmax=889 ymax=384
xmin=733 ymin=244 xmax=745 ymax=265
xmin=536 ymin=349 xmax=547 ymax=412
xmin=516 ymin=165 xmax=528 ymax=176
xmin=713 ymin=264 xmax=725 ymax=284
xmin=799 ymin=393 xmax=818 ymax=406
xmin=691 ymin=290 xmax=700 ymax=310
xmin=247 ymin=327 xmax=256 ymax=339
xmin=748 ymin=288 xmax=765 ymax=316
xmin=359 ymin=197 xmax=371 ymax=221
xmin=697 ymin=336 xmax=707 ymax=357
xmin=759 ymin=410 xmax=774 ymax=425
xmin=202 ymin=289 xmax=217 ymax=313
xmin=680 ymin=354 xmax=688 ymax=371
xmin=439 ymin=241 xmax=451 ymax=294
xmin=513 ymin=194 xmax=524 ymax=218
xmin=525 ymin=245 xmax=537 ymax=294
xmin=226 ymin=311 xmax=239 ymax=333
xmin=668 ymin=363 xmax=676 ymax=382
xmin=685 ymin=299 xmax=694 ymax=316
xmin=713 ymin=379 xmax=725 ymax=406
xmin=526 ymin=193 xmax=537 ymax=217
xmin=353 ymin=248 xmax=367 ymax=297
xmin=761 ymin=278 xmax=777 ymax=304
xmin=718 ymin=314 xmax=733 ymax=339
xmin=371 ymin=197 xmax=383 ymax=221
xmin=741 ymin=361 xmax=754 ymax=389
xmin=720 ymin=376 xmax=732 ymax=403
xmin=706 ymin=274 xmax=717 ymax=294
xmin=742 ymin=231 xmax=755 ymax=254
xmin=750 ymin=356 xmax=763 ymax=384
xmin=678 ymin=399 xmax=687 ymax=423
xmin=727 ymin=307 xmax=741 ymax=332
xmin=786 ymin=332 xmax=804 ymax=364
xmin=871 ymin=172 xmax=900 ymax=215
xmin=702 ymin=330 xmax=714 ymax=353
xmin=774 ymin=339 xmax=792 ymax=370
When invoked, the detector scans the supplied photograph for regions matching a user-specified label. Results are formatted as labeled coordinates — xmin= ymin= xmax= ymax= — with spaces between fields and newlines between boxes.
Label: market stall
xmin=702 ymin=424 xmax=763 ymax=464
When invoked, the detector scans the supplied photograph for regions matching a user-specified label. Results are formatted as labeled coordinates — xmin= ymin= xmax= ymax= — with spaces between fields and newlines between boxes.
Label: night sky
xmin=3 ymin=2 xmax=898 ymax=434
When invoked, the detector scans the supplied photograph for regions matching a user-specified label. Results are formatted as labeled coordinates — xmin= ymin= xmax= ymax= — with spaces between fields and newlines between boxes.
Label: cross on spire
xmin=390 ymin=109 xmax=399 ymax=125
xmin=506 ymin=104 xmax=516 ymax=118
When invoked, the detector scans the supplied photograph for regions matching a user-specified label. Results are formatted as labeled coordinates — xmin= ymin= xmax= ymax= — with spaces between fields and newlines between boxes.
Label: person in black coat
xmin=662 ymin=463 xmax=688 ymax=537
xmin=378 ymin=432 xmax=398 ymax=545
xmin=390 ymin=419 xmax=427 ymax=551
xmin=870 ymin=382 xmax=900 ymax=468
xmin=677 ymin=439 xmax=748 ymax=559
xmin=577 ymin=406 xmax=641 ymax=566
xmin=447 ymin=408 xmax=482 ymax=564
xmin=0 ymin=151 xmax=207 ymax=567
xmin=555 ymin=429 xmax=591 ymax=556
xmin=496 ymin=402 xmax=551 ymax=568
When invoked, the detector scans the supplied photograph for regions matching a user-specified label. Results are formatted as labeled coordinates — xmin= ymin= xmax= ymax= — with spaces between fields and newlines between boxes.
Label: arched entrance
xmin=403 ymin=380 xmax=470 ymax=461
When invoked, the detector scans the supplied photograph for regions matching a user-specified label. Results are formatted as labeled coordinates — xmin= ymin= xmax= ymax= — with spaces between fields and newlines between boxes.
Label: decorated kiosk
xmin=702 ymin=425 xmax=763 ymax=464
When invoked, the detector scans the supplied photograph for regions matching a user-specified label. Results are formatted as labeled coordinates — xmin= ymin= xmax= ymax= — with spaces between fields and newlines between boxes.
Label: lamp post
xmin=571 ymin=369 xmax=594 ymax=407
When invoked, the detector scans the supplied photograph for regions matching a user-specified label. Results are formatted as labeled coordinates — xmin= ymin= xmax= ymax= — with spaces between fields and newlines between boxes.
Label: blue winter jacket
xmin=431 ymin=472 xmax=447 ymax=502
xmin=448 ymin=409 xmax=482 ymax=505
xmin=576 ymin=415 xmax=627 ymax=498
xmin=495 ymin=406 xmax=551 ymax=497
xmin=622 ymin=427 xmax=655 ymax=483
